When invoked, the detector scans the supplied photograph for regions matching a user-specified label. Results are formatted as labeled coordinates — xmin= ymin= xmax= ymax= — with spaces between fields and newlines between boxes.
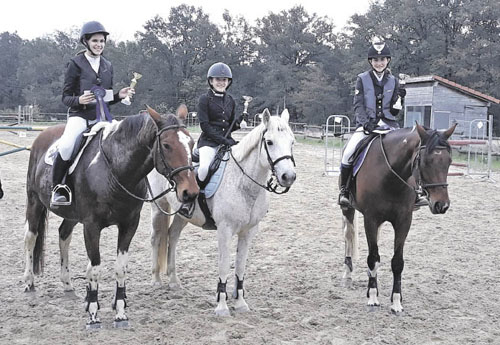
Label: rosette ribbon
xmin=90 ymin=85 xmax=112 ymax=122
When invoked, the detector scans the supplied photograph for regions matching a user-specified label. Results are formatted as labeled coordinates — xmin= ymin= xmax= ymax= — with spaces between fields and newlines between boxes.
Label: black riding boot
xmin=338 ymin=164 xmax=352 ymax=207
xmin=51 ymin=153 xmax=71 ymax=206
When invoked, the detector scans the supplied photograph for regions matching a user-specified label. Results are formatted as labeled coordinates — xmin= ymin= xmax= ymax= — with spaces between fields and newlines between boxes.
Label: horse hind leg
xmin=150 ymin=201 xmax=171 ymax=286
xmin=342 ymin=208 xmax=358 ymax=284
xmin=59 ymin=219 xmax=77 ymax=291
xmin=23 ymin=194 xmax=48 ymax=292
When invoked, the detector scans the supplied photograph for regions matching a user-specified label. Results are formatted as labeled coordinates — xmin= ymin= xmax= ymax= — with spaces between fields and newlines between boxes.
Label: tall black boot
xmin=51 ymin=153 xmax=71 ymax=206
xmin=338 ymin=164 xmax=352 ymax=207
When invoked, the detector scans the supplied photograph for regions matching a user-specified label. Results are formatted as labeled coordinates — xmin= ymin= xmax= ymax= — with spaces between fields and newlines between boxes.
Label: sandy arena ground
xmin=0 ymin=128 xmax=499 ymax=345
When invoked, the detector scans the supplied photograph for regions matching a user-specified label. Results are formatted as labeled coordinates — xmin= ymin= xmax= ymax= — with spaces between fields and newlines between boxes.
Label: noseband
xmin=99 ymin=124 xmax=193 ymax=202
xmin=231 ymin=130 xmax=295 ymax=194
xmin=413 ymin=145 xmax=449 ymax=194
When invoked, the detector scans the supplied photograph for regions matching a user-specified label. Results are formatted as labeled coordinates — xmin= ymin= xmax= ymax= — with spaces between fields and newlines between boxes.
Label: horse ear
xmin=443 ymin=122 xmax=457 ymax=139
xmin=262 ymin=108 xmax=271 ymax=126
xmin=176 ymin=104 xmax=188 ymax=123
xmin=281 ymin=108 xmax=290 ymax=124
xmin=415 ymin=122 xmax=429 ymax=141
xmin=146 ymin=105 xmax=162 ymax=125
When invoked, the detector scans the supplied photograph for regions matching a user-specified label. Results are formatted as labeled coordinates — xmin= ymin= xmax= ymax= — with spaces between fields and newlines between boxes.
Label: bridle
xmin=231 ymin=129 xmax=295 ymax=194
xmin=99 ymin=124 xmax=194 ymax=203
xmin=379 ymin=136 xmax=449 ymax=196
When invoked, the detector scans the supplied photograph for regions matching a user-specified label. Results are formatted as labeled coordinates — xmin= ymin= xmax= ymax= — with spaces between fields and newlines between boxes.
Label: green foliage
xmin=0 ymin=0 xmax=498 ymax=131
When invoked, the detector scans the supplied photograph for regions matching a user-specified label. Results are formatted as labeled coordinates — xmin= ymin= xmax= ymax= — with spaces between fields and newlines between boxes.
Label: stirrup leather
xmin=51 ymin=184 xmax=72 ymax=206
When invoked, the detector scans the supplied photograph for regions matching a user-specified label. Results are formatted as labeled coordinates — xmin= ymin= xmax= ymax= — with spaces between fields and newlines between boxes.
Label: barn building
xmin=403 ymin=75 xmax=499 ymax=138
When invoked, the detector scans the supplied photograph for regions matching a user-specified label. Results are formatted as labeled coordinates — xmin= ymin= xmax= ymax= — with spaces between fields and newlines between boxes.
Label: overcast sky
xmin=3 ymin=0 xmax=371 ymax=41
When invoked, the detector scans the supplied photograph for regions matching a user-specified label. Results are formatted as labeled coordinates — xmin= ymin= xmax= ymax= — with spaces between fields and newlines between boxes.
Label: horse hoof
xmin=85 ymin=321 xmax=102 ymax=330
xmin=113 ymin=320 xmax=129 ymax=328
xmin=234 ymin=305 xmax=250 ymax=313
xmin=341 ymin=278 xmax=353 ymax=288
xmin=215 ymin=309 xmax=231 ymax=317
xmin=24 ymin=284 xmax=35 ymax=292
xmin=391 ymin=307 xmax=404 ymax=315
xmin=168 ymin=282 xmax=182 ymax=290
xmin=366 ymin=304 xmax=381 ymax=312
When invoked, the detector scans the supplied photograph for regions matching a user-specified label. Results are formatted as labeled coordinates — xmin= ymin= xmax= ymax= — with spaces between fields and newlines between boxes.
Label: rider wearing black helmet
xmin=51 ymin=21 xmax=132 ymax=207
xmin=196 ymin=62 xmax=240 ymax=184
xmin=338 ymin=39 xmax=408 ymax=208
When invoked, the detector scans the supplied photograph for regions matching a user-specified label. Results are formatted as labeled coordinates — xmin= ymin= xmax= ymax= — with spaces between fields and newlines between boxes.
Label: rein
xmin=98 ymin=124 xmax=193 ymax=203
xmin=379 ymin=135 xmax=448 ymax=195
xmin=230 ymin=131 xmax=295 ymax=195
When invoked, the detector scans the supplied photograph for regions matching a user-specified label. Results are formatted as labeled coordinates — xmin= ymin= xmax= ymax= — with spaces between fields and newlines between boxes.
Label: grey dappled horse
xmin=148 ymin=108 xmax=296 ymax=316
xmin=23 ymin=106 xmax=198 ymax=327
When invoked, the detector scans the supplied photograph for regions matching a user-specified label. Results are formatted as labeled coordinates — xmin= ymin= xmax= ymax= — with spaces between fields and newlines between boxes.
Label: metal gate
xmin=324 ymin=115 xmax=351 ymax=176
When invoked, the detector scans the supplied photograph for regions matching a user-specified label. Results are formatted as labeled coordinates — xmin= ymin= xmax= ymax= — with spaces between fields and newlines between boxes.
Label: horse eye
xmin=266 ymin=140 xmax=273 ymax=146
xmin=163 ymin=143 xmax=171 ymax=150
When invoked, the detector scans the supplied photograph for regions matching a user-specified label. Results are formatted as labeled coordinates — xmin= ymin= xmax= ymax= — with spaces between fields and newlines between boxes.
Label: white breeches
xmin=198 ymin=146 xmax=217 ymax=182
xmin=341 ymin=127 xmax=368 ymax=166
xmin=58 ymin=117 xmax=95 ymax=161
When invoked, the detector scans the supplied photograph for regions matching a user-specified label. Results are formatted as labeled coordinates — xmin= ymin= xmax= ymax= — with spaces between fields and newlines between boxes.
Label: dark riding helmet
xmin=207 ymin=62 xmax=233 ymax=90
xmin=80 ymin=21 xmax=109 ymax=44
xmin=367 ymin=40 xmax=391 ymax=59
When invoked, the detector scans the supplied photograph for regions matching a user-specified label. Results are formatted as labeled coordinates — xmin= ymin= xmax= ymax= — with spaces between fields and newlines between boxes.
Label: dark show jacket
xmin=353 ymin=70 xmax=401 ymax=129
xmin=62 ymin=53 xmax=121 ymax=121
xmin=197 ymin=90 xmax=240 ymax=148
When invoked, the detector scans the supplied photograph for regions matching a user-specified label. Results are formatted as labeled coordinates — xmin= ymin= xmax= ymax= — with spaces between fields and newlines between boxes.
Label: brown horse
xmin=23 ymin=106 xmax=198 ymax=328
xmin=341 ymin=123 xmax=456 ymax=313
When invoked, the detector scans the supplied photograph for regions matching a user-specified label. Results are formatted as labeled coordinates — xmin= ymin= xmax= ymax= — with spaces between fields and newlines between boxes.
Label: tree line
xmin=1 ymin=0 xmax=499 ymax=130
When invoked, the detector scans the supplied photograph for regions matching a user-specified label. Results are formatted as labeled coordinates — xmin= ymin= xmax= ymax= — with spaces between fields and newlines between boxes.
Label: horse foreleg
xmin=342 ymin=208 xmax=357 ymax=283
xmin=112 ymin=220 xmax=139 ymax=327
xmin=58 ymin=220 xmax=77 ymax=291
xmin=23 ymin=223 xmax=37 ymax=292
xmin=365 ymin=219 xmax=382 ymax=309
xmin=390 ymin=217 xmax=411 ymax=314
xmin=150 ymin=200 xmax=171 ymax=286
xmin=83 ymin=225 xmax=102 ymax=329
xmin=232 ymin=226 xmax=258 ymax=313
xmin=215 ymin=226 xmax=232 ymax=316
xmin=166 ymin=215 xmax=188 ymax=290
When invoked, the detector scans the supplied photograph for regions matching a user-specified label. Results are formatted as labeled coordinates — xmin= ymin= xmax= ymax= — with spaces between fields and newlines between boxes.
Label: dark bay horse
xmin=23 ymin=106 xmax=199 ymax=327
xmin=341 ymin=123 xmax=456 ymax=313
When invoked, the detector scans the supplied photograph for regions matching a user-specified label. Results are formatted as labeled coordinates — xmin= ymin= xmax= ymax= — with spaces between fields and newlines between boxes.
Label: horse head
xmin=416 ymin=123 xmax=457 ymax=214
xmin=260 ymin=108 xmax=296 ymax=188
xmin=146 ymin=105 xmax=199 ymax=206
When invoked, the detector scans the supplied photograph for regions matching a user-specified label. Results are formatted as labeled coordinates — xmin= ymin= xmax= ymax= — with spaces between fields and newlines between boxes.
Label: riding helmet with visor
xmin=207 ymin=62 xmax=232 ymax=90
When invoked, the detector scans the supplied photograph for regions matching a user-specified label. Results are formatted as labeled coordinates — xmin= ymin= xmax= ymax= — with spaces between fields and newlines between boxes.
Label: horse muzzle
xmin=430 ymin=200 xmax=450 ymax=214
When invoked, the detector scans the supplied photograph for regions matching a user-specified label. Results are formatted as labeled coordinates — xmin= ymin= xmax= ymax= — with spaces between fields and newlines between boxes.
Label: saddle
xmin=192 ymin=145 xmax=230 ymax=230
xmin=346 ymin=127 xmax=393 ymax=205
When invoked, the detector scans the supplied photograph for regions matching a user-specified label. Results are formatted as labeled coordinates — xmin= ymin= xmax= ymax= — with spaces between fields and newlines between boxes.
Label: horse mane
xmin=117 ymin=113 xmax=180 ymax=145
xmin=232 ymin=116 xmax=293 ymax=161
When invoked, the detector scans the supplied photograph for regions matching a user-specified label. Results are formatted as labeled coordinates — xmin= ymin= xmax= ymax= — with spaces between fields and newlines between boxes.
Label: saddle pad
xmin=195 ymin=151 xmax=229 ymax=199
xmin=352 ymin=138 xmax=376 ymax=177
xmin=44 ymin=120 xmax=120 ymax=174
xmin=352 ymin=128 xmax=393 ymax=177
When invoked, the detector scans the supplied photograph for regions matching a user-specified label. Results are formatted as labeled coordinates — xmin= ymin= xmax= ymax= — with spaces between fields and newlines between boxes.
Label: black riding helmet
xmin=367 ymin=40 xmax=391 ymax=59
xmin=80 ymin=21 xmax=109 ymax=52
xmin=207 ymin=62 xmax=232 ymax=90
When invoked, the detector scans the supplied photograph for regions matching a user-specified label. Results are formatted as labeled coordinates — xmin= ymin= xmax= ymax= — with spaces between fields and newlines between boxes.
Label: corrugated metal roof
xmin=405 ymin=75 xmax=500 ymax=104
